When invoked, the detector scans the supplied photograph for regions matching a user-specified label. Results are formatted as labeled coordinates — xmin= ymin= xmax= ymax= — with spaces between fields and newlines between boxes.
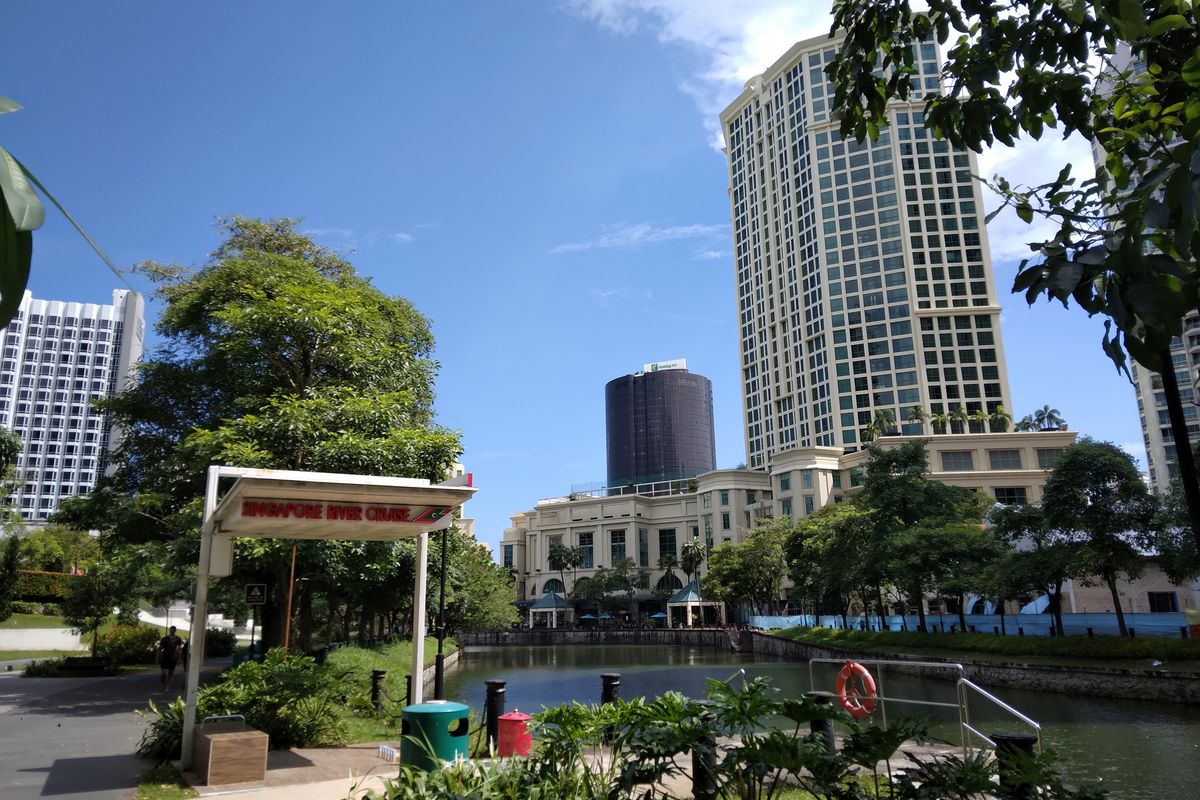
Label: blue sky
xmin=2 ymin=1 xmax=1144 ymax=553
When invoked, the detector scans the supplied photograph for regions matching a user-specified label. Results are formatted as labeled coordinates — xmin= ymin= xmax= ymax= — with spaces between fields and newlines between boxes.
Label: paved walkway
xmin=0 ymin=660 xmax=226 ymax=800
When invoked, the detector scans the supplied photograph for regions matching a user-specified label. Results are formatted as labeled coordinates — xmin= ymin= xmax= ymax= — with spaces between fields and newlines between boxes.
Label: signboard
xmin=643 ymin=358 xmax=686 ymax=373
xmin=246 ymin=583 xmax=267 ymax=605
xmin=239 ymin=499 xmax=452 ymax=524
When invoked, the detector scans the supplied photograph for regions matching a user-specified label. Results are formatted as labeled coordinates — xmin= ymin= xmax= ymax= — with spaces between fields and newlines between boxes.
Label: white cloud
xmin=389 ymin=232 xmax=415 ymax=244
xmin=302 ymin=226 xmax=354 ymax=241
xmin=566 ymin=1 xmax=831 ymax=148
xmin=568 ymin=1 xmax=1101 ymax=264
xmin=551 ymin=222 xmax=726 ymax=254
xmin=692 ymin=248 xmax=725 ymax=261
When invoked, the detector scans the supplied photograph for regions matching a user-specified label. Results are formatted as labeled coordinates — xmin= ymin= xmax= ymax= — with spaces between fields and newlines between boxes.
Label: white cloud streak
xmin=552 ymin=222 xmax=726 ymax=254
xmin=566 ymin=1 xmax=1099 ymax=265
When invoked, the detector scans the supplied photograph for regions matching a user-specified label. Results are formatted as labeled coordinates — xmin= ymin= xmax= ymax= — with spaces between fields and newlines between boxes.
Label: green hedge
xmin=776 ymin=626 xmax=1200 ymax=661
xmin=16 ymin=570 xmax=77 ymax=602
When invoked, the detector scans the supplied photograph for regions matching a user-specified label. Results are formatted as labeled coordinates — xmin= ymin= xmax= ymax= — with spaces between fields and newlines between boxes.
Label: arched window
xmin=542 ymin=578 xmax=565 ymax=595
xmin=655 ymin=572 xmax=682 ymax=593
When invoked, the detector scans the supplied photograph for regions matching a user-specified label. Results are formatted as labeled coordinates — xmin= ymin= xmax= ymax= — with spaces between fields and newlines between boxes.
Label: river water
xmin=443 ymin=644 xmax=1200 ymax=800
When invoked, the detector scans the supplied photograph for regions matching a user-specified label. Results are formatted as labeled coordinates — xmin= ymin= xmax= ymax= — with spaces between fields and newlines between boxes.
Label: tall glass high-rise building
xmin=0 ymin=290 xmax=144 ymax=523
xmin=605 ymin=360 xmax=716 ymax=486
xmin=721 ymin=33 xmax=1014 ymax=467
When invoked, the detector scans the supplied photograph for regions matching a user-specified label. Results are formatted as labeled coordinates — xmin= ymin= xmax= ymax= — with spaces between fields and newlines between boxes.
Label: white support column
xmin=181 ymin=465 xmax=221 ymax=770
xmin=410 ymin=530 xmax=429 ymax=706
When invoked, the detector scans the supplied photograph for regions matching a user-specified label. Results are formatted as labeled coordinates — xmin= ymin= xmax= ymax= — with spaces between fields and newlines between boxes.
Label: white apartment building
xmin=0 ymin=289 xmax=145 ymax=523
xmin=720 ymin=32 xmax=1014 ymax=468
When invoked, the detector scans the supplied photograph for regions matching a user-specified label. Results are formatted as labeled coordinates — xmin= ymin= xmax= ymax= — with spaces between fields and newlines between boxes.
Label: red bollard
xmin=497 ymin=711 xmax=532 ymax=757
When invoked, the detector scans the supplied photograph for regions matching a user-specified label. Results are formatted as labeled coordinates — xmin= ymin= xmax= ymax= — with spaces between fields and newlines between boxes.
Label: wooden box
xmin=192 ymin=721 xmax=268 ymax=786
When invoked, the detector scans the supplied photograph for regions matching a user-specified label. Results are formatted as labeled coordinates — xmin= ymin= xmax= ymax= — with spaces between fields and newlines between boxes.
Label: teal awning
xmin=669 ymin=580 xmax=704 ymax=604
xmin=530 ymin=591 xmax=569 ymax=610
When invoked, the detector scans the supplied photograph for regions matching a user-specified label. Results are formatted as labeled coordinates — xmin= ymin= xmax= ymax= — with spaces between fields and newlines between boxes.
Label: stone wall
xmin=457 ymin=628 xmax=737 ymax=650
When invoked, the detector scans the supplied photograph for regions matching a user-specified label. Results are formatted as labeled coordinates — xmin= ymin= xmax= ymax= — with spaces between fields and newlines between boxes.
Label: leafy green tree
xmin=609 ymin=557 xmax=649 ymax=618
xmin=55 ymin=218 xmax=461 ymax=648
xmin=787 ymin=502 xmax=877 ymax=627
xmin=0 ymin=534 xmax=20 ymax=622
xmin=61 ymin=568 xmax=137 ymax=655
xmin=1042 ymin=439 xmax=1156 ymax=636
xmin=707 ymin=518 xmax=793 ymax=618
xmin=827 ymin=0 xmax=1200 ymax=548
xmin=988 ymin=405 xmax=1012 ymax=433
xmin=19 ymin=525 xmax=100 ymax=574
xmin=437 ymin=531 xmax=519 ymax=633
xmin=988 ymin=504 xmax=1081 ymax=636
xmin=657 ymin=550 xmax=680 ymax=585
xmin=1153 ymin=478 xmax=1200 ymax=583
xmin=547 ymin=542 xmax=578 ymax=597
xmin=680 ymin=537 xmax=707 ymax=586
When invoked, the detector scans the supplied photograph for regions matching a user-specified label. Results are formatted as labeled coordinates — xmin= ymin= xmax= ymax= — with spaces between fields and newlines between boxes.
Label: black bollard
xmin=1129 ymin=627 xmax=1136 ymax=638
xmin=993 ymin=626 xmax=999 ymax=636
xmin=404 ymin=674 xmax=413 ymax=705
xmin=806 ymin=691 xmax=835 ymax=755
xmin=1183 ymin=626 xmax=1190 ymax=640
xmin=370 ymin=669 xmax=387 ymax=712
xmin=1087 ymin=627 xmax=1094 ymax=638
xmin=692 ymin=713 xmax=718 ymax=800
xmin=484 ymin=680 xmax=507 ymax=754
xmin=1018 ymin=627 xmax=1024 ymax=637
xmin=991 ymin=732 xmax=1038 ymax=800
xmin=601 ymin=673 xmax=621 ymax=704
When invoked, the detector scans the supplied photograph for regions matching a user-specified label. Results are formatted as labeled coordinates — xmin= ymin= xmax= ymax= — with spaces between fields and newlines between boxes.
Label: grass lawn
xmin=135 ymin=765 xmax=197 ymax=800
xmin=775 ymin=627 xmax=1200 ymax=672
xmin=325 ymin=637 xmax=456 ymax=744
xmin=0 ymin=648 xmax=85 ymax=660
xmin=0 ymin=613 xmax=71 ymax=629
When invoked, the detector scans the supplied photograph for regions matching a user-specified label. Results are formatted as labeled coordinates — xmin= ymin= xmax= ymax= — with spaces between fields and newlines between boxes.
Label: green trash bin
xmin=400 ymin=700 xmax=470 ymax=771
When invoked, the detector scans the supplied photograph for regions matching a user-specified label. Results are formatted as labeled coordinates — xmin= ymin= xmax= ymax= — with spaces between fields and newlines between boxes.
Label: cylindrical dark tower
xmin=605 ymin=363 xmax=716 ymax=486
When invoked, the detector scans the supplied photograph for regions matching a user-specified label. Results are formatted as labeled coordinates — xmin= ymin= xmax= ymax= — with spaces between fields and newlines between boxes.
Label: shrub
xmin=10 ymin=600 xmax=39 ymax=614
xmin=15 ymin=570 xmax=76 ymax=601
xmin=23 ymin=657 xmax=65 ymax=677
xmin=204 ymin=627 xmax=237 ymax=657
xmin=97 ymin=624 xmax=161 ymax=665
xmin=40 ymin=602 xmax=61 ymax=616
xmin=138 ymin=648 xmax=349 ymax=759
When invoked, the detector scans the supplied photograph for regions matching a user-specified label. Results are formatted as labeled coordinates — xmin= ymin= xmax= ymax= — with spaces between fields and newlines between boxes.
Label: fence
xmin=749 ymin=611 xmax=1194 ymax=638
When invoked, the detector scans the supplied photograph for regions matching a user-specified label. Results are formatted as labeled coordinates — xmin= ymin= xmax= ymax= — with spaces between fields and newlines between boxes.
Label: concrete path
xmin=0 ymin=660 xmax=226 ymax=800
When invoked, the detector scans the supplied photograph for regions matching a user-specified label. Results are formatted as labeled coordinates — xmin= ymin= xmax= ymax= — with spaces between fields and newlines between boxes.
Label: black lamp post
xmin=434 ymin=527 xmax=448 ymax=699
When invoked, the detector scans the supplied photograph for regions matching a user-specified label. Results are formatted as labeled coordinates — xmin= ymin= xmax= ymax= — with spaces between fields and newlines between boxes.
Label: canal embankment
xmin=457 ymin=628 xmax=1200 ymax=704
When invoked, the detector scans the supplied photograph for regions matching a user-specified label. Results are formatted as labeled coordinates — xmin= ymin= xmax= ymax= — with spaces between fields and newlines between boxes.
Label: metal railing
xmin=807 ymin=657 xmax=1041 ymax=757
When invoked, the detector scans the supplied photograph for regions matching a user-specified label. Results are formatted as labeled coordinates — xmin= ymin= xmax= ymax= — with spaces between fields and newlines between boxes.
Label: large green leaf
xmin=0 ymin=97 xmax=21 ymax=116
xmin=0 ymin=185 xmax=33 ymax=327
xmin=0 ymin=146 xmax=46 ymax=232
xmin=12 ymin=155 xmax=127 ymax=286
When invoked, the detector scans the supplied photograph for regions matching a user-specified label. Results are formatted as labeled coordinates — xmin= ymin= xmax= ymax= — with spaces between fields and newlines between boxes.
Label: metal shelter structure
xmin=180 ymin=465 xmax=476 ymax=768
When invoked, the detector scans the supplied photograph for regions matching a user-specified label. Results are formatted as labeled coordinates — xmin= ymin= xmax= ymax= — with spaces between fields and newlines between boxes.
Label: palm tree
xmin=1014 ymin=414 xmax=1038 ymax=432
xmin=949 ymin=406 xmax=969 ymax=434
xmin=1034 ymin=405 xmax=1064 ymax=431
xmin=872 ymin=407 xmax=897 ymax=436
xmin=930 ymin=411 xmax=950 ymax=434
xmin=907 ymin=405 xmax=928 ymax=432
xmin=989 ymin=404 xmax=1012 ymax=433
xmin=657 ymin=552 xmax=680 ymax=585
xmin=680 ymin=537 xmax=707 ymax=586
xmin=862 ymin=421 xmax=879 ymax=443
xmin=971 ymin=407 xmax=990 ymax=433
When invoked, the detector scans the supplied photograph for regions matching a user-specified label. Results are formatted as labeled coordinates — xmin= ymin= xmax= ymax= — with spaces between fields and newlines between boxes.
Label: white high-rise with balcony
xmin=0 ymin=289 xmax=144 ymax=523
xmin=720 ymin=32 xmax=1015 ymax=467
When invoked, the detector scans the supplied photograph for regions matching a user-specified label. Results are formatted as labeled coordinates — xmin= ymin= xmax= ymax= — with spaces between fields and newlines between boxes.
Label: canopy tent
xmin=180 ymin=465 xmax=476 ymax=769
xmin=527 ymin=591 xmax=569 ymax=628
xmin=666 ymin=580 xmax=726 ymax=628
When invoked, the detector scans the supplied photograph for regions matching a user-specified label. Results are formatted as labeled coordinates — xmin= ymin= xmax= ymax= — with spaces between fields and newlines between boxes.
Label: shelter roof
xmin=530 ymin=591 xmax=569 ymax=609
xmin=668 ymin=580 xmax=705 ymax=604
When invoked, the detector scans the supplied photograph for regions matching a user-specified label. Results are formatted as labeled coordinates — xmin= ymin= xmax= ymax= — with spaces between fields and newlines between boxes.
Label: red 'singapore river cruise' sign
xmin=240 ymin=499 xmax=452 ymax=525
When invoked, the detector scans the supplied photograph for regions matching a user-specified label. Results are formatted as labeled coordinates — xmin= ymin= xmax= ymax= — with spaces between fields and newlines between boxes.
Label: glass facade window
xmin=638 ymin=529 xmax=649 ymax=567
xmin=988 ymin=449 xmax=1023 ymax=470
xmin=781 ymin=498 xmax=792 ymax=516
xmin=606 ymin=369 xmax=716 ymax=485
xmin=610 ymin=530 xmax=626 ymax=564
xmin=502 ymin=545 xmax=513 ymax=569
xmin=658 ymin=528 xmax=676 ymax=560
xmin=1036 ymin=448 xmax=1065 ymax=468
xmin=779 ymin=472 xmax=790 ymax=491
xmin=994 ymin=487 xmax=1027 ymax=505
xmin=721 ymin=512 xmax=731 ymax=530
xmin=578 ymin=532 xmax=594 ymax=568
xmin=802 ymin=470 xmax=813 ymax=489
xmin=720 ymin=489 xmax=730 ymax=505
xmin=804 ymin=496 xmax=815 ymax=514
xmin=941 ymin=451 xmax=974 ymax=471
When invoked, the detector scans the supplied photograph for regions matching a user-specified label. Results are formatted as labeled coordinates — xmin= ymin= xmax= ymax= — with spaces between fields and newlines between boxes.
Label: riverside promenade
xmin=0 ymin=659 xmax=228 ymax=800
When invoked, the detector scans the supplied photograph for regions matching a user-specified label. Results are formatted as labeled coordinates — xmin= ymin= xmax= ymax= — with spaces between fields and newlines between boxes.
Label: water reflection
xmin=443 ymin=645 xmax=1200 ymax=800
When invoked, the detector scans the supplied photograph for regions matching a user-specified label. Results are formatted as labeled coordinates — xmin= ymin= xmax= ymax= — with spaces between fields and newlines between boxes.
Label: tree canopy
xmin=57 ymin=217 xmax=464 ymax=647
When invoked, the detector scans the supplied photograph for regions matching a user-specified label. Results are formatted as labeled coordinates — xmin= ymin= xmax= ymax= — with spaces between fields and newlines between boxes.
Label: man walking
xmin=158 ymin=625 xmax=183 ymax=693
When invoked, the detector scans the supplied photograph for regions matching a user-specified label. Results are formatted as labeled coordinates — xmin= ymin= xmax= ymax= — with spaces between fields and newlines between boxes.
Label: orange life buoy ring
xmin=835 ymin=660 xmax=878 ymax=718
